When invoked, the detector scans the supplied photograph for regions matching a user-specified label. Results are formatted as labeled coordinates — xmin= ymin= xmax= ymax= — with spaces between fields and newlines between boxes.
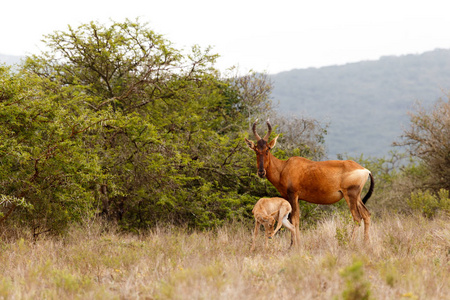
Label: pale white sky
xmin=2 ymin=0 xmax=450 ymax=74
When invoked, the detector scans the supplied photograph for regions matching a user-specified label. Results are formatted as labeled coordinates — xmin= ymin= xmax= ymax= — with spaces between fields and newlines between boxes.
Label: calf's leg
xmin=250 ymin=220 xmax=260 ymax=251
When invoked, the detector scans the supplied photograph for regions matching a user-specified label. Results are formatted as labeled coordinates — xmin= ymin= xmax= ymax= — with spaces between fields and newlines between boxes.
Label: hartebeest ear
xmin=244 ymin=138 xmax=255 ymax=150
xmin=268 ymin=135 xmax=279 ymax=149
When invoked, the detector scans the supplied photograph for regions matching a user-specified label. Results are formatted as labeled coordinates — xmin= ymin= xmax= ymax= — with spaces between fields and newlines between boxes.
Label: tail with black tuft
xmin=362 ymin=172 xmax=374 ymax=204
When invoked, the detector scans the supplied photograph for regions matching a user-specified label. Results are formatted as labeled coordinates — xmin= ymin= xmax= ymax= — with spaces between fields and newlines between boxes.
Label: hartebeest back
xmin=251 ymin=197 xmax=295 ymax=251
xmin=245 ymin=120 xmax=374 ymax=247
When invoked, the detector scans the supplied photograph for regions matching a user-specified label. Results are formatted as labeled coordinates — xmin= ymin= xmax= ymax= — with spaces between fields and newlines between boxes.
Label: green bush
xmin=338 ymin=259 xmax=371 ymax=300
xmin=407 ymin=189 xmax=450 ymax=218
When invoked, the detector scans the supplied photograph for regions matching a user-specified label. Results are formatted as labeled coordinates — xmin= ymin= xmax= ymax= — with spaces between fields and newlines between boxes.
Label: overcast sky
xmin=2 ymin=0 xmax=450 ymax=74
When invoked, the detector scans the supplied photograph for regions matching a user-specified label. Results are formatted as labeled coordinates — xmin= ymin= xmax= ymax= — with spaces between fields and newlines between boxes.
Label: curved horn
xmin=252 ymin=119 xmax=262 ymax=140
xmin=263 ymin=119 xmax=272 ymax=141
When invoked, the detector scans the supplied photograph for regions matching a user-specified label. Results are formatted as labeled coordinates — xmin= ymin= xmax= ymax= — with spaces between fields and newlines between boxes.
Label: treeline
xmin=0 ymin=20 xmax=327 ymax=236
xmin=1 ymin=20 xmax=449 ymax=238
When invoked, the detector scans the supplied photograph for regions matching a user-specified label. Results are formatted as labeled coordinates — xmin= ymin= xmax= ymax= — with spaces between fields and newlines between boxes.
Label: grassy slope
xmin=1 ymin=213 xmax=448 ymax=299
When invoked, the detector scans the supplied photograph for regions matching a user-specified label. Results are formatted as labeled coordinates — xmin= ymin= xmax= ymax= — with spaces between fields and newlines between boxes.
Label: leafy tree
xmin=1 ymin=19 xmax=327 ymax=234
xmin=395 ymin=98 xmax=450 ymax=192
xmin=0 ymin=65 xmax=108 ymax=237
xmin=20 ymin=19 xmax=279 ymax=230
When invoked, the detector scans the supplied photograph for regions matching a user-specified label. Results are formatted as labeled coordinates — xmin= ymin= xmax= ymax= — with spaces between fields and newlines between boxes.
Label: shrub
xmin=407 ymin=189 xmax=450 ymax=218
xmin=338 ymin=259 xmax=371 ymax=300
xmin=395 ymin=99 xmax=450 ymax=192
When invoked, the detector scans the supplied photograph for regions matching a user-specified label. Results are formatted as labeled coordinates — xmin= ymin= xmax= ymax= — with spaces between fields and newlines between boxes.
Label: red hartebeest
xmin=245 ymin=120 xmax=374 ymax=247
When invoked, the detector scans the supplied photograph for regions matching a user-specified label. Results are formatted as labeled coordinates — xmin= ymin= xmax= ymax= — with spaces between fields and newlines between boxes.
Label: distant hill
xmin=270 ymin=49 xmax=450 ymax=158
xmin=0 ymin=54 xmax=22 ymax=65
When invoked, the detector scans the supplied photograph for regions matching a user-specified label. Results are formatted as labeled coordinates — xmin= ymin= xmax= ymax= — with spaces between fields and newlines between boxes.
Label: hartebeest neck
xmin=265 ymin=152 xmax=286 ymax=190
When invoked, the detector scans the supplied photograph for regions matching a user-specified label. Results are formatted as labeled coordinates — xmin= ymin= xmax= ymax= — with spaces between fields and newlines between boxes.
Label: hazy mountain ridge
xmin=270 ymin=49 xmax=450 ymax=158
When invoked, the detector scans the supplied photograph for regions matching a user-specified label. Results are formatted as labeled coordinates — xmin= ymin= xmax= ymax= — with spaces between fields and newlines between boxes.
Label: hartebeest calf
xmin=245 ymin=120 xmax=374 ymax=247
xmin=251 ymin=197 xmax=295 ymax=251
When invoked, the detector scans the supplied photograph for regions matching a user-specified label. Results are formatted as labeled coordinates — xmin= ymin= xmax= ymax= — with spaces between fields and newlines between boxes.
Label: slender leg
xmin=351 ymin=222 xmax=360 ymax=242
xmin=272 ymin=208 xmax=286 ymax=236
xmin=343 ymin=185 xmax=372 ymax=244
xmin=281 ymin=213 xmax=295 ymax=231
xmin=264 ymin=225 xmax=269 ymax=249
xmin=289 ymin=195 xmax=300 ymax=247
xmin=342 ymin=188 xmax=362 ymax=243
xmin=357 ymin=201 xmax=371 ymax=243
xmin=250 ymin=220 xmax=260 ymax=251
xmin=363 ymin=215 xmax=371 ymax=243
xmin=282 ymin=215 xmax=296 ymax=241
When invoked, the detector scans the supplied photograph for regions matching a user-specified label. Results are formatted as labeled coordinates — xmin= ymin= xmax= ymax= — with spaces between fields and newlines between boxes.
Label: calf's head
xmin=255 ymin=212 xmax=278 ymax=239
xmin=245 ymin=120 xmax=279 ymax=178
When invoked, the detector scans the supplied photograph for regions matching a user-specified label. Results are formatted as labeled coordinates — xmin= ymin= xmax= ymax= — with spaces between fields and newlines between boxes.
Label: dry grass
xmin=0 ymin=213 xmax=449 ymax=299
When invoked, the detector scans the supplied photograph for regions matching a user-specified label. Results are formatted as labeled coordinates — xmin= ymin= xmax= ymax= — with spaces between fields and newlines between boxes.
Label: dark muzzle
xmin=257 ymin=169 xmax=266 ymax=178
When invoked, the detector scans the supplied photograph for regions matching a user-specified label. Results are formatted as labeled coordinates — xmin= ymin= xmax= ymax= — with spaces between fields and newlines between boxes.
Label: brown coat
xmin=245 ymin=120 xmax=374 ymax=246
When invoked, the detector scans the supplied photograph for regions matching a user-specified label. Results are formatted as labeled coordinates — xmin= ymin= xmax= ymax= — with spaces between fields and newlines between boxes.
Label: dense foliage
xmin=0 ymin=20 xmax=327 ymax=235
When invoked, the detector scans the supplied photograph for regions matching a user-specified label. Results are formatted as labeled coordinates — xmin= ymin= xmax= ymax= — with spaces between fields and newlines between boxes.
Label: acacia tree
xmin=2 ymin=19 xmax=327 ymax=234
xmin=395 ymin=98 xmax=450 ymax=191
xmin=20 ymin=19 xmax=281 ymax=230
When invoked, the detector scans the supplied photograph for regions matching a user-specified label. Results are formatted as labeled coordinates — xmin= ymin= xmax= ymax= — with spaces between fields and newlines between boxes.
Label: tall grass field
xmin=1 ymin=213 xmax=448 ymax=299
